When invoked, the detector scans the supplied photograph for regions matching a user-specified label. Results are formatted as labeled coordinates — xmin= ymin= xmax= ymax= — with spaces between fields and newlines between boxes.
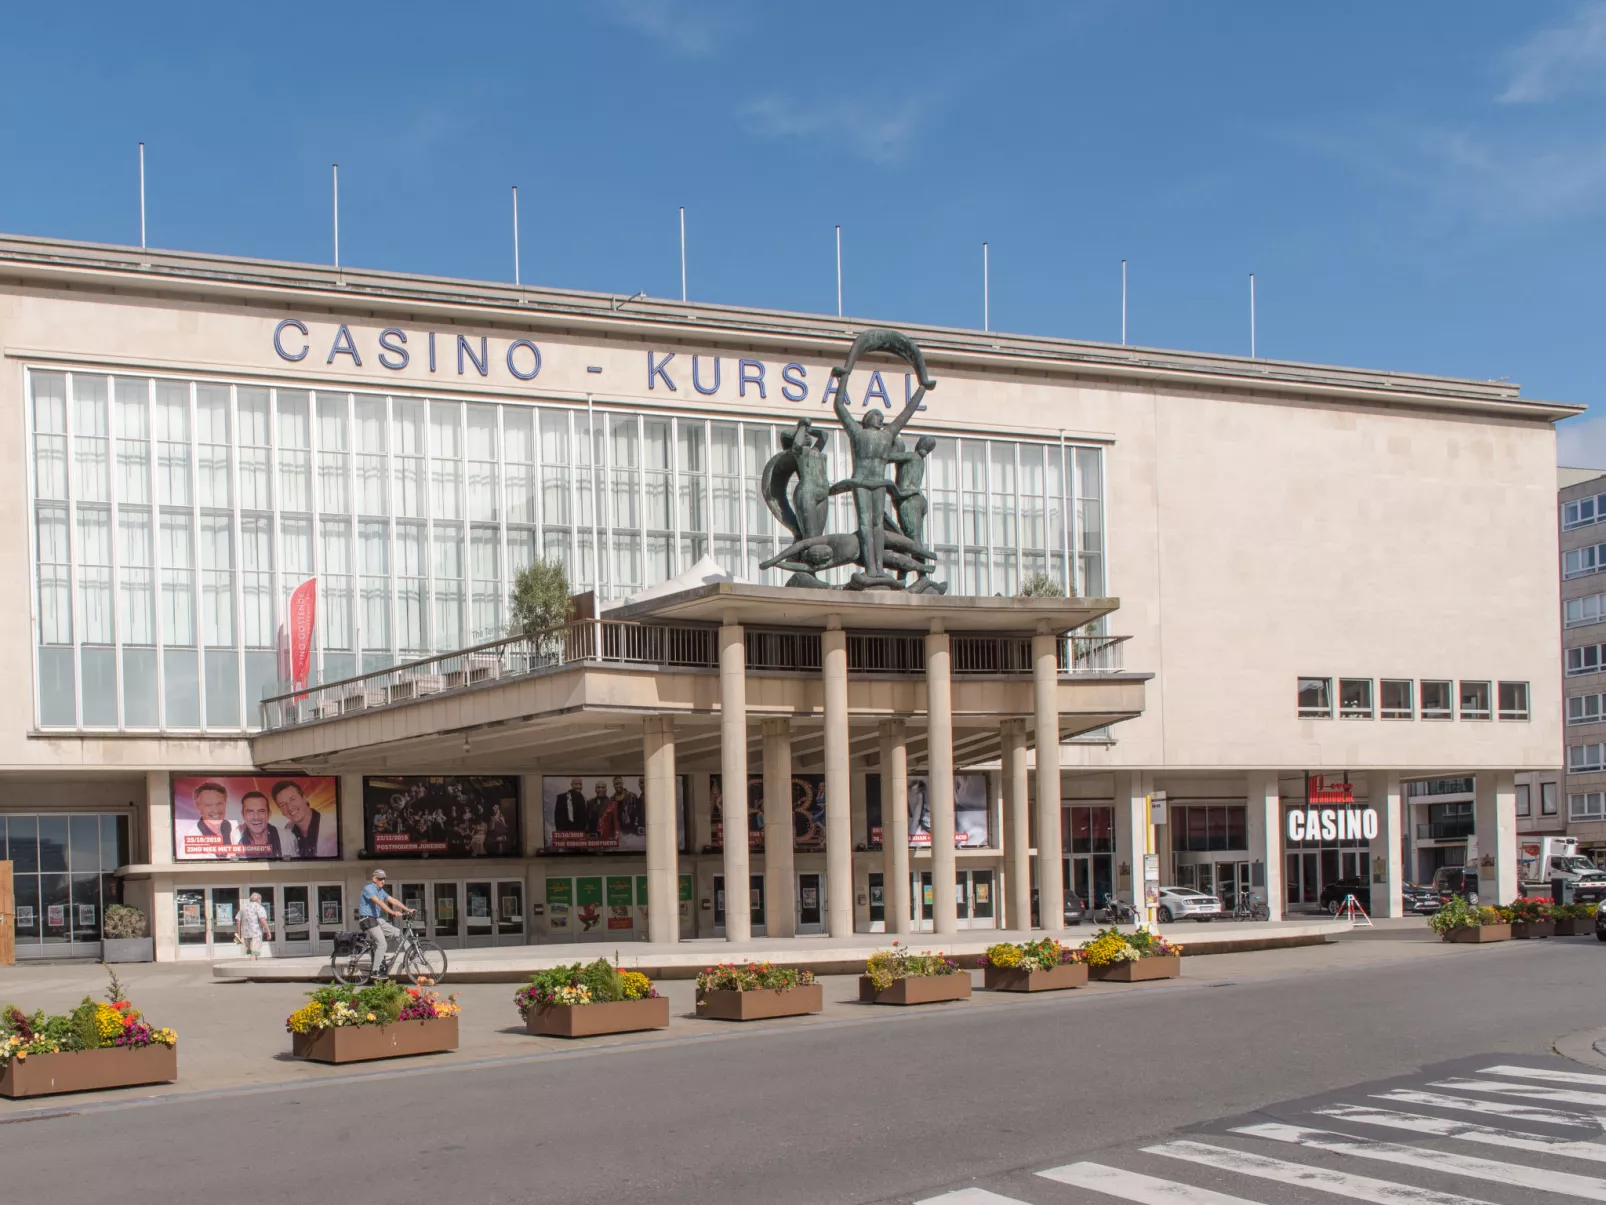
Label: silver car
xmin=1157 ymin=887 xmax=1222 ymax=923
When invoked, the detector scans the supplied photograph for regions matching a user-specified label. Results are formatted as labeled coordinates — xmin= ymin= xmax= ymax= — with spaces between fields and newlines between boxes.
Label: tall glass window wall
xmin=2 ymin=813 xmax=130 ymax=953
xmin=28 ymin=370 xmax=1106 ymax=732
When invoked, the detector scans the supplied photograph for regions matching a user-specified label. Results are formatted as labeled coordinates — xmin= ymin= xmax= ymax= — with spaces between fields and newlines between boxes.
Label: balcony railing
xmin=1415 ymin=820 xmax=1476 ymax=841
xmin=260 ymin=622 xmax=1131 ymax=732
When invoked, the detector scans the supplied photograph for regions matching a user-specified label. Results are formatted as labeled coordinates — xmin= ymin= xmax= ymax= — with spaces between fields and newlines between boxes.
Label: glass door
xmin=797 ymin=872 xmax=824 ymax=933
xmin=465 ymin=881 xmax=494 ymax=947
xmin=954 ymin=873 xmax=972 ymax=927
xmin=317 ymin=885 xmax=345 ymax=948
xmin=868 ymin=872 xmax=885 ymax=930
xmin=711 ymin=875 xmax=766 ymax=936
xmin=281 ymin=886 xmax=312 ymax=956
xmin=400 ymin=881 xmax=428 ymax=938
xmin=912 ymin=871 xmax=934 ymax=931
xmin=1070 ymin=855 xmax=1093 ymax=911
xmin=211 ymin=887 xmax=240 ymax=954
xmin=971 ymin=869 xmax=995 ymax=928
xmin=433 ymin=882 xmax=462 ymax=947
xmin=497 ymin=880 xmax=525 ymax=945
xmin=176 ymin=888 xmax=207 ymax=957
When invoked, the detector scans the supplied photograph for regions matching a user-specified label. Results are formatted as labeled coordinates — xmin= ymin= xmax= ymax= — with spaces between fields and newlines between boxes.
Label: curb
xmin=1553 ymin=1026 xmax=1606 ymax=1070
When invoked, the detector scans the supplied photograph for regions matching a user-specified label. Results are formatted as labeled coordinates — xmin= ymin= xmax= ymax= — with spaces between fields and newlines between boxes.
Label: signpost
xmin=1142 ymin=792 xmax=1166 ymax=930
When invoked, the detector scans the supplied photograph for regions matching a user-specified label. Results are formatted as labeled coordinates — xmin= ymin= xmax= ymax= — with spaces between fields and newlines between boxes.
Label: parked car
xmin=1402 ymin=882 xmax=1441 ymax=914
xmin=1319 ymin=877 xmax=1371 ymax=916
xmin=1596 ymin=900 xmax=1606 ymax=942
xmin=1431 ymin=865 xmax=1480 ymax=904
xmin=1064 ymin=894 xmax=1088 ymax=926
xmin=1156 ymin=886 xmax=1221 ymax=923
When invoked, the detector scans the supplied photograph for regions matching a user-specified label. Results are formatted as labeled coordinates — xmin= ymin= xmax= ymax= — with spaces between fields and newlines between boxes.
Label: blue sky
xmin=5 ymin=2 xmax=1606 ymax=460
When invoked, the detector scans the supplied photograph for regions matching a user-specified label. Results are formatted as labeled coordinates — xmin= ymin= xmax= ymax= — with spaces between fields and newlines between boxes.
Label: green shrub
xmin=102 ymin=905 xmax=149 ymax=940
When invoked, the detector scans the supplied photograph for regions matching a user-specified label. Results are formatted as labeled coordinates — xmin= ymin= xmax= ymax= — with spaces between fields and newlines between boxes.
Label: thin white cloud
xmin=598 ymin=0 xmax=737 ymax=58
xmin=1558 ymin=410 xmax=1606 ymax=468
xmin=1499 ymin=2 xmax=1606 ymax=104
xmin=737 ymin=94 xmax=931 ymax=165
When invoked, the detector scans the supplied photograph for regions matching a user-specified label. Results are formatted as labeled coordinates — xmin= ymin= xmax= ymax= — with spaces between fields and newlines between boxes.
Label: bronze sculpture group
xmin=760 ymin=328 xmax=947 ymax=593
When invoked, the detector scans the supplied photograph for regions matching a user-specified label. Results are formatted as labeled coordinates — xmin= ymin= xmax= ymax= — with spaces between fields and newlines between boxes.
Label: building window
xmin=1420 ymin=680 xmax=1453 ymax=719
xmin=1571 ymin=792 xmax=1606 ymax=822
xmin=1568 ymin=645 xmax=1604 ymax=677
xmin=1569 ymin=743 xmax=1605 ymax=772
xmin=1516 ymin=784 xmax=1531 ymax=817
xmin=1566 ymin=593 xmax=1606 ymax=627
xmin=1565 ymin=495 xmax=1602 ymax=530
xmin=1497 ymin=681 xmax=1529 ymax=721
xmin=1379 ymin=679 xmax=1413 ymax=719
xmin=1569 ymin=694 xmax=1604 ymax=725
xmin=1169 ymin=805 xmax=1248 ymax=852
xmin=1458 ymin=681 xmax=1491 ymax=720
xmin=1297 ymin=677 xmax=1332 ymax=718
xmin=1543 ymin=782 xmax=1559 ymax=816
xmin=1565 ymin=544 xmax=1606 ymax=579
xmin=1338 ymin=678 xmax=1373 ymax=719
xmin=1406 ymin=777 xmax=1475 ymax=798
xmin=1421 ymin=801 xmax=1475 ymax=841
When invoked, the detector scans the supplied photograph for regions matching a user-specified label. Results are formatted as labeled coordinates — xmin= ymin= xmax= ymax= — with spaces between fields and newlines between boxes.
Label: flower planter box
xmin=1088 ymin=956 xmax=1182 ymax=982
xmin=858 ymin=974 xmax=972 ymax=1006
xmin=101 ymin=937 xmax=155 ymax=964
xmin=1442 ymin=924 xmax=1512 ymax=943
xmin=525 ymin=997 xmax=670 ymax=1038
xmin=1 ymin=1044 xmax=177 ymax=1099
xmin=1554 ymin=917 xmax=1594 ymax=936
xmin=1510 ymin=920 xmax=1556 ymax=939
xmin=291 ymin=1017 xmax=458 ymax=1064
xmin=984 ymin=963 xmax=1088 ymax=992
xmin=696 ymin=984 xmax=824 ymax=1021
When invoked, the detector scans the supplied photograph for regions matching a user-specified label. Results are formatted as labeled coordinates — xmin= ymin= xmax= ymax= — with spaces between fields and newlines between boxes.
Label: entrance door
xmin=433 ymin=882 xmax=462 ymax=947
xmin=1214 ymin=861 xmax=1249 ymax=908
xmin=465 ymin=881 xmax=495 ymax=947
xmin=970 ymin=869 xmax=995 ymax=929
xmin=912 ymin=871 xmax=935 ymax=931
xmin=281 ymin=886 xmax=313 ymax=956
xmin=316 ymin=885 xmax=346 ymax=949
xmin=712 ymin=875 xmax=764 ymax=936
xmin=1069 ymin=855 xmax=1092 ymax=910
xmin=797 ymin=873 xmax=824 ymax=933
xmin=211 ymin=887 xmax=240 ymax=953
xmin=0 ymin=861 xmax=13 ymax=966
xmin=867 ymin=872 xmax=885 ymax=930
xmin=497 ymin=880 xmax=525 ymax=945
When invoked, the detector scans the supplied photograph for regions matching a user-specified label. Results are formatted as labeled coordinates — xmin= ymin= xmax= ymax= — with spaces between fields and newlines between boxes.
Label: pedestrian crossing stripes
xmin=908 ymin=1058 xmax=1606 ymax=1205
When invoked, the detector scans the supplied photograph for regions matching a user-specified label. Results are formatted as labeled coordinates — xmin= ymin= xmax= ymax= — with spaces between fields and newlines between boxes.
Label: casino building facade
xmin=0 ymin=234 xmax=1570 ymax=961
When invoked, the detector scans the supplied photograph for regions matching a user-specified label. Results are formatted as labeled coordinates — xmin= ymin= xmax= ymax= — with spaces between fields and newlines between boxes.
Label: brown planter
xmin=291 ymin=1017 xmax=458 ymax=1064
xmin=1 ymin=1043 xmax=177 ymax=1099
xmin=1443 ymin=924 xmax=1512 ymax=943
xmin=525 ymin=996 xmax=670 ymax=1038
xmin=696 ymin=983 xmax=824 ymax=1021
xmin=858 ymin=974 xmax=972 ymax=1005
xmin=984 ymin=963 xmax=1089 ymax=992
xmin=1089 ymin=955 xmax=1183 ymax=982
xmin=1554 ymin=917 xmax=1594 ymax=936
xmin=1510 ymin=920 xmax=1557 ymax=939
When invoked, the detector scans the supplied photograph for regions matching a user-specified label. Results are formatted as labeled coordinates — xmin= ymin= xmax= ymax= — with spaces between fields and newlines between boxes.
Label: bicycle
xmin=331 ymin=913 xmax=448 ymax=986
xmin=1096 ymin=893 xmax=1138 ymax=925
xmin=1227 ymin=889 xmax=1270 ymax=922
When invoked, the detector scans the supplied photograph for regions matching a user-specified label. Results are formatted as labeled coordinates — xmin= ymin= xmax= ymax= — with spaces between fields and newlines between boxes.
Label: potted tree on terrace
xmin=982 ymin=938 xmax=1088 ymax=992
xmin=101 ymin=906 xmax=155 ymax=964
xmin=1503 ymin=897 xmax=1556 ymax=939
xmin=695 ymin=962 xmax=822 ymax=1021
xmin=1 ymin=968 xmax=177 ymax=1098
xmin=516 ymin=958 xmax=669 ymax=1038
xmin=286 ymin=982 xmax=460 ymax=1064
xmin=1430 ymin=896 xmax=1511 ymax=943
xmin=1080 ymin=927 xmax=1183 ymax=982
xmin=858 ymin=943 xmax=971 ymax=1006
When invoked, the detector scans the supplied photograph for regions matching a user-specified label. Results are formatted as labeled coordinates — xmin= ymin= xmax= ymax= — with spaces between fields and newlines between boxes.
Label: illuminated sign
xmin=1287 ymin=808 xmax=1379 ymax=843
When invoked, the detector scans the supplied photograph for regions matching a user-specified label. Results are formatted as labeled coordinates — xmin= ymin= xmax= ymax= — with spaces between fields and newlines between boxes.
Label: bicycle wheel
xmin=1251 ymin=900 xmax=1270 ymax=922
xmin=331 ymin=943 xmax=374 ymax=986
xmin=404 ymin=940 xmax=448 ymax=985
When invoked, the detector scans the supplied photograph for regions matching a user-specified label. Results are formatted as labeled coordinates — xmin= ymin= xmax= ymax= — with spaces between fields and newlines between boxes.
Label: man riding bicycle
xmin=358 ymin=868 xmax=413 ymax=979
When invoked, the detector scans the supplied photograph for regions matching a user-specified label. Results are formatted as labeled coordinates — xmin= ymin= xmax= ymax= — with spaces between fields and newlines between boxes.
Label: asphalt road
xmin=4 ymin=934 xmax=1604 ymax=1205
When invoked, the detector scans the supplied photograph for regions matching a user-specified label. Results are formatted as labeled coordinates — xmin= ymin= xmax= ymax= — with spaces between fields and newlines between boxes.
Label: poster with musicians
xmin=865 ymin=774 xmax=990 ymax=848
xmin=171 ymin=775 xmax=341 ymax=861
xmin=364 ymin=776 xmax=521 ymax=858
xmin=541 ymin=775 xmax=688 ymax=854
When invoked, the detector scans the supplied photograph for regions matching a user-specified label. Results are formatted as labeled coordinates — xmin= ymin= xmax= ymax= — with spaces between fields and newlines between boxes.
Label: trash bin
xmin=1552 ymin=877 xmax=1573 ymax=905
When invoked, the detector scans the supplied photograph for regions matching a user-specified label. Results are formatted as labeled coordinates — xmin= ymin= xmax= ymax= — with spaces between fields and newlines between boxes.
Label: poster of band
xmin=172 ymin=775 xmax=341 ymax=860
xmin=364 ymin=776 xmax=521 ymax=857
xmin=540 ymin=775 xmax=689 ymax=854
xmin=865 ymin=773 xmax=990 ymax=848
xmin=709 ymin=774 xmax=827 ymax=853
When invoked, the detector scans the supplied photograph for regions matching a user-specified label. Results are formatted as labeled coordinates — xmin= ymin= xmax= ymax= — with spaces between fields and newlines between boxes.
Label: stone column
xmin=1374 ymin=771 xmax=1403 ymax=919
xmin=1474 ymin=769 xmax=1519 ymax=906
xmin=146 ymin=771 xmax=173 ymax=867
xmin=1032 ymin=627 xmax=1064 ymax=929
xmin=879 ymin=719 xmax=911 ymax=934
xmin=1246 ymin=770 xmax=1284 ymax=922
xmin=340 ymin=773 xmax=366 ymax=859
xmin=762 ymin=719 xmax=796 ymax=939
xmin=719 ymin=622 xmax=750 ymax=941
xmin=926 ymin=623 xmax=958 ymax=936
xmin=822 ymin=619 xmax=853 ymax=936
xmin=643 ymin=716 xmax=679 ymax=945
xmin=1003 ymin=719 xmax=1031 ymax=931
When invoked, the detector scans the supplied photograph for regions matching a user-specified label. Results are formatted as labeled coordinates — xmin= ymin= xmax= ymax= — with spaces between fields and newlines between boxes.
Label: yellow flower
xmin=365 ymin=1013 xmax=376 ymax=1022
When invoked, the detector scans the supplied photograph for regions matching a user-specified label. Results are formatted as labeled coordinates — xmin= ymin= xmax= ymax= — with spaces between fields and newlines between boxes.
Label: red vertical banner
xmin=288 ymin=577 xmax=317 ymax=689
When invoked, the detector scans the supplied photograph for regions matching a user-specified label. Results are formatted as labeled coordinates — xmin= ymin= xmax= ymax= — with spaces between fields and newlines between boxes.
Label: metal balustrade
xmin=260 ymin=622 xmax=1131 ymax=732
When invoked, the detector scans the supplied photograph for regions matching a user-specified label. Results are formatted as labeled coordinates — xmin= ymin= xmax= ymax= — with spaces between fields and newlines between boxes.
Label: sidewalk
xmin=211 ymin=917 xmax=1351 ymax=982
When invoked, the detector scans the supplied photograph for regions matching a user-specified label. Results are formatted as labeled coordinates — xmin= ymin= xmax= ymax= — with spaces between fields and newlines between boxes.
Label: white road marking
xmin=1233 ymin=1120 xmax=1606 ymax=1199
xmin=916 ymin=1190 xmax=1030 ymax=1204
xmin=1038 ymin=1161 xmax=1264 ymax=1202
xmin=1480 ymin=1064 xmax=1606 ymax=1088
xmin=1147 ymin=1140 xmax=1498 ymax=1205
xmin=1317 ymin=1102 xmax=1606 ymax=1161
xmin=1432 ymin=1077 xmax=1606 ymax=1107
xmin=1375 ymin=1088 xmax=1606 ymax=1129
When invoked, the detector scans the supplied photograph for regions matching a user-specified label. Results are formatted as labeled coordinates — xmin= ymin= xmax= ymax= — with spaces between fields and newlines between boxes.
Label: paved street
xmin=3 ymin=930 xmax=1605 ymax=1205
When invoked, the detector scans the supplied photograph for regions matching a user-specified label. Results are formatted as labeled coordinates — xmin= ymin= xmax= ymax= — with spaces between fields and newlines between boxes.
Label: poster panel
xmin=172 ymin=775 xmax=341 ymax=861
xmin=710 ymin=774 xmax=827 ymax=852
xmin=540 ymin=775 xmax=688 ymax=854
xmin=364 ymin=776 xmax=521 ymax=858
xmin=865 ymin=774 xmax=990 ymax=848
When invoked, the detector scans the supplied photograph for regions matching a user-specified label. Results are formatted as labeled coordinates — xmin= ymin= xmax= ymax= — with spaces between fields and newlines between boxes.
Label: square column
xmin=719 ymin=622 xmax=750 ymax=942
xmin=1002 ymin=719 xmax=1031 ymax=931
xmin=879 ymin=719 xmax=911 ymax=935
xmin=1373 ymin=771 xmax=1403 ymax=918
xmin=762 ymin=718 xmax=796 ymax=939
xmin=1115 ymin=770 xmax=1146 ymax=913
xmin=1474 ymin=770 xmax=1519 ymax=905
xmin=926 ymin=624 xmax=958 ymax=936
xmin=643 ymin=716 xmax=679 ymax=945
xmin=1245 ymin=770 xmax=1284 ymax=921
xmin=1032 ymin=628 xmax=1064 ymax=930
xmin=822 ymin=620 xmax=853 ymax=937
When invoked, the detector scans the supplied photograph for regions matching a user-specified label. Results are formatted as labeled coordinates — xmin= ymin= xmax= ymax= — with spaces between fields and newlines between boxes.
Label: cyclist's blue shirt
xmin=359 ymin=882 xmax=387 ymax=918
